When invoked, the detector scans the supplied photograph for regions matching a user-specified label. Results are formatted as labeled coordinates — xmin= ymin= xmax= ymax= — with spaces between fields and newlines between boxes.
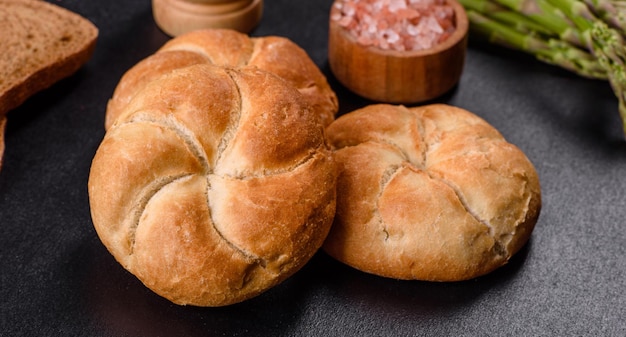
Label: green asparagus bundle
xmin=459 ymin=0 xmax=626 ymax=135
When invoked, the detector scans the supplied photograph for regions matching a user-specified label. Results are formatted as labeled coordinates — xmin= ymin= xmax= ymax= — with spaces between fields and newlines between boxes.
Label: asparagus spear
xmin=546 ymin=0 xmax=626 ymax=132
xmin=461 ymin=6 xmax=607 ymax=78
xmin=461 ymin=0 xmax=554 ymax=34
xmin=492 ymin=0 xmax=587 ymax=46
xmin=590 ymin=21 xmax=626 ymax=133
xmin=584 ymin=0 xmax=626 ymax=34
xmin=461 ymin=0 xmax=626 ymax=134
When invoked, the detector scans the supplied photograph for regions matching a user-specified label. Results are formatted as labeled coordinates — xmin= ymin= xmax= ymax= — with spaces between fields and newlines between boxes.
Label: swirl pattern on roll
xmin=323 ymin=104 xmax=541 ymax=281
xmin=89 ymin=64 xmax=337 ymax=306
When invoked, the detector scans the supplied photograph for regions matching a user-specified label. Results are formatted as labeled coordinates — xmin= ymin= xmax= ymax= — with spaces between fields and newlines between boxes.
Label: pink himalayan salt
xmin=331 ymin=0 xmax=456 ymax=51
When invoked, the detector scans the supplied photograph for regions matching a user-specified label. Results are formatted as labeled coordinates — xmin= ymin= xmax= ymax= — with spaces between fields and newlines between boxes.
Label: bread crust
xmin=0 ymin=0 xmax=98 ymax=115
xmin=105 ymin=29 xmax=338 ymax=129
xmin=89 ymin=64 xmax=337 ymax=306
xmin=323 ymin=104 xmax=541 ymax=281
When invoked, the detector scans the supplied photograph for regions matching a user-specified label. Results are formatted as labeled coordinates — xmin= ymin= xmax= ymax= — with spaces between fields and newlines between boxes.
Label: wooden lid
xmin=152 ymin=0 xmax=263 ymax=36
xmin=328 ymin=0 xmax=468 ymax=104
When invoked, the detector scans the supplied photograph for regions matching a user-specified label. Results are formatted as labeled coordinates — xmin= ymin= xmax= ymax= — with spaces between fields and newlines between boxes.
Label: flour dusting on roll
xmin=323 ymin=103 xmax=541 ymax=281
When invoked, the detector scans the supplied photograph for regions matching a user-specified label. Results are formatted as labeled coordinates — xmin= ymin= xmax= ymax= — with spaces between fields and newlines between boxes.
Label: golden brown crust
xmin=323 ymin=104 xmax=541 ymax=281
xmin=0 ymin=0 xmax=98 ymax=115
xmin=105 ymin=29 xmax=337 ymax=130
xmin=89 ymin=64 xmax=337 ymax=306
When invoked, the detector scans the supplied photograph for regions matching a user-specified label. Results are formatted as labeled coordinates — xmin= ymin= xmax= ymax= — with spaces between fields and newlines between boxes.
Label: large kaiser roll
xmin=88 ymin=64 xmax=337 ymax=306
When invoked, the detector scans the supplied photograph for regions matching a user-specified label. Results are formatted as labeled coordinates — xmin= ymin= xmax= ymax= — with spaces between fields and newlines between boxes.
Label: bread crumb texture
xmin=88 ymin=65 xmax=337 ymax=306
xmin=323 ymin=103 xmax=541 ymax=281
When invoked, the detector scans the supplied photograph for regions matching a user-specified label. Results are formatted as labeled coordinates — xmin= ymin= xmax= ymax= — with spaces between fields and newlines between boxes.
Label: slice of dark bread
xmin=0 ymin=0 xmax=98 ymax=170
xmin=0 ymin=0 xmax=98 ymax=115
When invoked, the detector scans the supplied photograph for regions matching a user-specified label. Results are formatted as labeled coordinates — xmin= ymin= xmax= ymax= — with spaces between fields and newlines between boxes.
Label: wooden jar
xmin=152 ymin=0 xmax=263 ymax=36
xmin=328 ymin=0 xmax=468 ymax=104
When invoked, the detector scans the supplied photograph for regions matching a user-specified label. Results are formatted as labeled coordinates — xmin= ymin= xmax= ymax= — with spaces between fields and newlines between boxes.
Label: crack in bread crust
xmin=163 ymin=43 xmax=215 ymax=65
xmin=248 ymin=39 xmax=264 ymax=67
xmin=410 ymin=108 xmax=509 ymax=259
xmin=378 ymin=163 xmax=401 ymax=242
xmin=204 ymin=175 xmax=265 ymax=268
xmin=219 ymin=146 xmax=327 ymax=180
xmin=428 ymin=173 xmax=507 ymax=258
xmin=125 ymin=113 xmax=210 ymax=173
xmin=215 ymin=69 xmax=243 ymax=168
xmin=128 ymin=174 xmax=194 ymax=254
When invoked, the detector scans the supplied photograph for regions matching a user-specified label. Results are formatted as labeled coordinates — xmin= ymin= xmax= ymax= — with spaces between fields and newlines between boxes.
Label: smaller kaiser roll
xmin=323 ymin=104 xmax=541 ymax=281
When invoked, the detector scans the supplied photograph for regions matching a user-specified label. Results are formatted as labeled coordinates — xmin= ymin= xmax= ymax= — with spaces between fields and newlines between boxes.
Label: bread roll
xmin=88 ymin=64 xmax=337 ymax=306
xmin=105 ymin=28 xmax=338 ymax=129
xmin=323 ymin=104 xmax=541 ymax=281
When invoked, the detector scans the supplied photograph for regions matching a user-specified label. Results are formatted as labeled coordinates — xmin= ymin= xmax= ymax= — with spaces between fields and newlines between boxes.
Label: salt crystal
xmin=426 ymin=16 xmax=443 ymax=33
xmin=332 ymin=0 xmax=456 ymax=51
xmin=338 ymin=16 xmax=353 ymax=27
xmin=388 ymin=0 xmax=407 ymax=12
xmin=384 ymin=29 xmax=400 ymax=43
xmin=377 ymin=19 xmax=389 ymax=30
xmin=343 ymin=2 xmax=356 ymax=16
xmin=414 ymin=34 xmax=431 ymax=50
xmin=396 ymin=8 xmax=420 ymax=21
xmin=368 ymin=23 xmax=377 ymax=34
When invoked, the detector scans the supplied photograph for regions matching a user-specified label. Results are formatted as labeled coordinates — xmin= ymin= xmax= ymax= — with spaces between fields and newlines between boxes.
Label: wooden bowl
xmin=152 ymin=0 xmax=263 ymax=36
xmin=328 ymin=0 xmax=468 ymax=104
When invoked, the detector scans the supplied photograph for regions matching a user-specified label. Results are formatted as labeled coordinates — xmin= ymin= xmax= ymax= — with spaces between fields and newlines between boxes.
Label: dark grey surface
xmin=1 ymin=0 xmax=625 ymax=336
